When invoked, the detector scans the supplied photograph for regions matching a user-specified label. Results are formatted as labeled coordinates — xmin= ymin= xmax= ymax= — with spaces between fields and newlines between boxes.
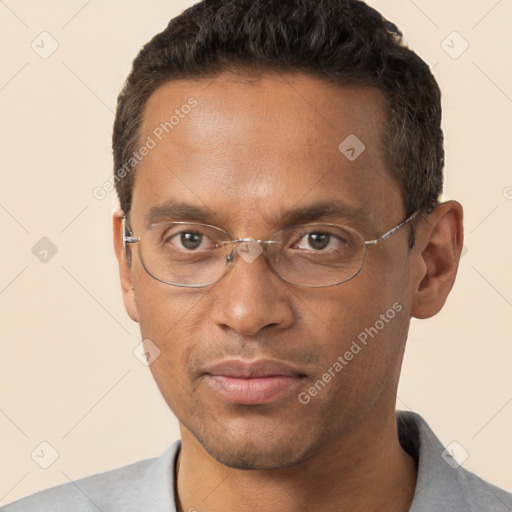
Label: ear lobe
xmin=410 ymin=201 xmax=464 ymax=319
xmin=113 ymin=210 xmax=139 ymax=323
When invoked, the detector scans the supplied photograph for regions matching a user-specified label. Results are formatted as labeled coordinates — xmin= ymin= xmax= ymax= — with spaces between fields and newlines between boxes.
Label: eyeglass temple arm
xmin=122 ymin=217 xmax=140 ymax=249
xmin=365 ymin=211 xmax=419 ymax=247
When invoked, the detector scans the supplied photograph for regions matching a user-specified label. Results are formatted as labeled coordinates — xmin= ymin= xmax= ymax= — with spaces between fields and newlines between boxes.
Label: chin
xmin=188 ymin=418 xmax=316 ymax=470
xmin=204 ymin=439 xmax=308 ymax=470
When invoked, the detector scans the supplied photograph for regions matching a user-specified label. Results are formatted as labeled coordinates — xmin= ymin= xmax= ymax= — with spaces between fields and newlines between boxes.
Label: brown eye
xmin=164 ymin=230 xmax=210 ymax=251
xmin=294 ymin=230 xmax=348 ymax=252
xmin=176 ymin=231 xmax=204 ymax=250
xmin=303 ymin=232 xmax=330 ymax=251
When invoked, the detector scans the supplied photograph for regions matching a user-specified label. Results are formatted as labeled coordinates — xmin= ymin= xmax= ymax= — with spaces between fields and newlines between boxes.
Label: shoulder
xmin=1 ymin=441 xmax=180 ymax=512
xmin=398 ymin=411 xmax=512 ymax=512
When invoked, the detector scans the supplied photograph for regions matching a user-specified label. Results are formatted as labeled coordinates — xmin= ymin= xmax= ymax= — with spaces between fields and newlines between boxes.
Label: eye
xmin=294 ymin=229 xmax=349 ymax=252
xmin=163 ymin=228 xmax=218 ymax=252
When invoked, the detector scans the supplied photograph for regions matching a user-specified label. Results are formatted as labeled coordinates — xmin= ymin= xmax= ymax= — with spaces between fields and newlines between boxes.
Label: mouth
xmin=203 ymin=359 xmax=307 ymax=405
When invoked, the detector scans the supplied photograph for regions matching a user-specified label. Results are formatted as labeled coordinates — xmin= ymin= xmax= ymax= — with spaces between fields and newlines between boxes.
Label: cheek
xmin=311 ymin=293 xmax=408 ymax=415
xmin=132 ymin=262 xmax=200 ymax=336
xmin=134 ymin=282 xmax=206 ymax=412
xmin=307 ymin=262 xmax=409 ymax=382
xmin=132 ymin=276 xmax=208 ymax=378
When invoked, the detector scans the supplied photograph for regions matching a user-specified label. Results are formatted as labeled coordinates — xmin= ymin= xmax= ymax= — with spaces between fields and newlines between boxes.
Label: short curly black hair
xmin=113 ymin=0 xmax=443 ymax=227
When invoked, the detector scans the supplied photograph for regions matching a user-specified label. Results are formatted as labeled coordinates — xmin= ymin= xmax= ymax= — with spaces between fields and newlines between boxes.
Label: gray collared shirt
xmin=2 ymin=411 xmax=511 ymax=511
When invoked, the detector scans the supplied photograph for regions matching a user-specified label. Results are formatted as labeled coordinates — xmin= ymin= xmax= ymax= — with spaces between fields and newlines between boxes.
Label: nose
xmin=210 ymin=241 xmax=295 ymax=337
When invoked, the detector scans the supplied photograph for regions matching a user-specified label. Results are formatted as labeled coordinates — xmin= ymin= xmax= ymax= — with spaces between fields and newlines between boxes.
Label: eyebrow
xmin=145 ymin=201 xmax=221 ymax=227
xmin=144 ymin=199 xmax=372 ymax=230
xmin=279 ymin=201 xmax=371 ymax=227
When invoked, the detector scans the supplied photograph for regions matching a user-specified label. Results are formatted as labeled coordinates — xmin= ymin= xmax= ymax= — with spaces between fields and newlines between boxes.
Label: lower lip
xmin=206 ymin=375 xmax=303 ymax=405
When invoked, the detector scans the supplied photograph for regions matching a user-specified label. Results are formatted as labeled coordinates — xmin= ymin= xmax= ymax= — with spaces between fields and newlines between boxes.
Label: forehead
xmin=141 ymin=71 xmax=387 ymax=149
xmin=131 ymin=71 xmax=402 ymax=232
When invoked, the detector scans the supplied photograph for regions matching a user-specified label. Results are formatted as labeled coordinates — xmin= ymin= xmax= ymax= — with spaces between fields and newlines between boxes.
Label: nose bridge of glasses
xmin=229 ymin=238 xmax=280 ymax=245
xmin=220 ymin=239 xmax=280 ymax=255
xmin=222 ymin=238 xmax=280 ymax=266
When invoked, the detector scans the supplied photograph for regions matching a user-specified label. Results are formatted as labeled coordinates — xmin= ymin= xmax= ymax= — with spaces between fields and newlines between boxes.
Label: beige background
xmin=1 ymin=0 xmax=511 ymax=505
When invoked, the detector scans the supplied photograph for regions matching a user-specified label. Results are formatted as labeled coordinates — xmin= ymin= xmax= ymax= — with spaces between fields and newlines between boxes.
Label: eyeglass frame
xmin=122 ymin=210 xmax=420 ymax=288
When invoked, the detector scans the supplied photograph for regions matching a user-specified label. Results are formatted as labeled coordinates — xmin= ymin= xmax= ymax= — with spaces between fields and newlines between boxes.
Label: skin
xmin=113 ymin=71 xmax=464 ymax=512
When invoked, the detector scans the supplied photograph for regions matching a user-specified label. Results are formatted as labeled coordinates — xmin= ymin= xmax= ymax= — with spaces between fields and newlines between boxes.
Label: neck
xmin=175 ymin=411 xmax=417 ymax=512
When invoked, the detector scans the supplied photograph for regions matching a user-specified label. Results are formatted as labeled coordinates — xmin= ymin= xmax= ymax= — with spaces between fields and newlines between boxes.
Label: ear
xmin=113 ymin=210 xmax=139 ymax=323
xmin=410 ymin=201 xmax=464 ymax=319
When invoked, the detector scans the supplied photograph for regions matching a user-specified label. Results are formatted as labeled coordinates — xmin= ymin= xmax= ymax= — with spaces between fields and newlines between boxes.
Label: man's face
xmin=124 ymin=72 xmax=416 ymax=469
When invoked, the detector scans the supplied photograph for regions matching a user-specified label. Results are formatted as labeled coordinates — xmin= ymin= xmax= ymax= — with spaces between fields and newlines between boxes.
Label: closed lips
xmin=204 ymin=359 xmax=307 ymax=378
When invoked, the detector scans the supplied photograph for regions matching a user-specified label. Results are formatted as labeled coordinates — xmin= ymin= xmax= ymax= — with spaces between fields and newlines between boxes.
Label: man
xmin=3 ymin=0 xmax=510 ymax=511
